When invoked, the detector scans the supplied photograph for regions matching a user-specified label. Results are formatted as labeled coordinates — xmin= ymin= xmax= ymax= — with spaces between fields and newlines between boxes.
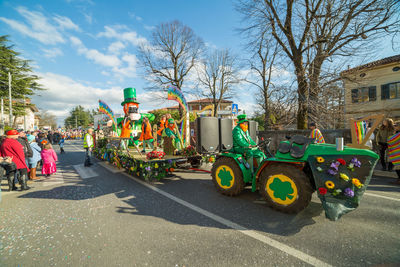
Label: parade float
xmin=94 ymin=87 xmax=200 ymax=180
xmin=93 ymin=86 xmax=383 ymax=221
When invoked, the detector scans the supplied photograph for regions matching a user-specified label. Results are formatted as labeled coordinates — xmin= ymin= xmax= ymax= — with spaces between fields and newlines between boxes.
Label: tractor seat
xmin=290 ymin=136 xmax=315 ymax=158
xmin=277 ymin=135 xmax=316 ymax=158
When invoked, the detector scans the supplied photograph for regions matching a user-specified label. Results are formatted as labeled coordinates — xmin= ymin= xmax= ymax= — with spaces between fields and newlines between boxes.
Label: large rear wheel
xmin=211 ymin=157 xmax=244 ymax=196
xmin=259 ymin=164 xmax=312 ymax=213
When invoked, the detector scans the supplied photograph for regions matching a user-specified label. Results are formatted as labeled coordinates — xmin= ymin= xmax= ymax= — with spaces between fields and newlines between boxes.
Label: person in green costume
xmin=162 ymin=118 xmax=182 ymax=152
xmin=232 ymin=114 xmax=265 ymax=173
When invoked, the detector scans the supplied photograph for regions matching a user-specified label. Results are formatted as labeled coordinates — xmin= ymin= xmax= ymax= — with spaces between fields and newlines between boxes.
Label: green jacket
xmin=232 ymin=125 xmax=264 ymax=158
xmin=376 ymin=127 xmax=395 ymax=144
xmin=162 ymin=127 xmax=182 ymax=150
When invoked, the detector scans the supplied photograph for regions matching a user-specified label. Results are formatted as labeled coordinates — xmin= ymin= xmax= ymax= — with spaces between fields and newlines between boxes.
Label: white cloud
xmin=32 ymin=72 xmax=168 ymax=124
xmin=108 ymin=41 xmax=125 ymax=54
xmin=0 ymin=6 xmax=80 ymax=45
xmin=70 ymin=36 xmax=121 ymax=67
xmin=53 ymin=15 xmax=80 ymax=31
xmin=42 ymin=47 xmax=63 ymax=58
xmin=97 ymin=25 xmax=149 ymax=47
xmin=144 ymin=25 xmax=155 ymax=31
xmin=83 ymin=13 xmax=93 ymax=24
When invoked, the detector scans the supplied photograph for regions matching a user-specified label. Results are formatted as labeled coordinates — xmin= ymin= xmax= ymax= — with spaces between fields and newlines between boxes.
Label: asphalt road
xmin=0 ymin=140 xmax=399 ymax=267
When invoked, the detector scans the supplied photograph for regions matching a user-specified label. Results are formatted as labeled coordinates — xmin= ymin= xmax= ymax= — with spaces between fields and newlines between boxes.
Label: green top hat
xmin=237 ymin=114 xmax=248 ymax=124
xmin=121 ymin=87 xmax=139 ymax=106
xmin=168 ymin=118 xmax=175 ymax=124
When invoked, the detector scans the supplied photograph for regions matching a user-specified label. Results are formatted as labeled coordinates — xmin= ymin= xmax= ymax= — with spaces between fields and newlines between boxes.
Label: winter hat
xmin=27 ymin=134 xmax=35 ymax=142
xmin=6 ymin=129 xmax=19 ymax=136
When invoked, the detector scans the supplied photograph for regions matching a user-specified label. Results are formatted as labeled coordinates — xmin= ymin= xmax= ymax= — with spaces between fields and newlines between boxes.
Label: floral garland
xmin=181 ymin=145 xmax=197 ymax=157
xmin=94 ymin=147 xmax=176 ymax=181
xmin=315 ymin=156 xmax=364 ymax=201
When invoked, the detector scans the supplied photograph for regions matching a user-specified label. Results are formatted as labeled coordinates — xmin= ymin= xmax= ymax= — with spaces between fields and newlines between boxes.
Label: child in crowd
xmin=59 ymin=135 xmax=65 ymax=154
xmin=27 ymin=134 xmax=41 ymax=180
xmin=41 ymin=142 xmax=58 ymax=177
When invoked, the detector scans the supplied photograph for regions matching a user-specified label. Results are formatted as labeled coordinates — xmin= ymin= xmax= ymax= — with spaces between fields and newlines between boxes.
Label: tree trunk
xmin=295 ymin=63 xmax=308 ymax=129
xmin=264 ymin=91 xmax=270 ymax=130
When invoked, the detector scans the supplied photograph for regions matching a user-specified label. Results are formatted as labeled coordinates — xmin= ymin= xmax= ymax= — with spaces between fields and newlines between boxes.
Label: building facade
xmin=341 ymin=55 xmax=400 ymax=122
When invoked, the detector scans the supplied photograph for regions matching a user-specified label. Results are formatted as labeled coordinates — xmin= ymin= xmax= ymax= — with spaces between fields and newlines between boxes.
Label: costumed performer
xmin=156 ymin=115 xmax=166 ymax=146
xmin=162 ymin=118 xmax=182 ymax=153
xmin=309 ymin=122 xmax=325 ymax=143
xmin=232 ymin=114 xmax=265 ymax=174
xmin=139 ymin=116 xmax=154 ymax=153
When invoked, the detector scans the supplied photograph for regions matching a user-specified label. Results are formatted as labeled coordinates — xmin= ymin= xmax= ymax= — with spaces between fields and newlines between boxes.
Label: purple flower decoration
xmin=168 ymin=160 xmax=173 ymax=164
xmin=330 ymin=161 xmax=340 ymax=171
xmin=351 ymin=157 xmax=361 ymax=168
xmin=344 ymin=188 xmax=354 ymax=198
xmin=145 ymin=166 xmax=151 ymax=172
xmin=327 ymin=169 xmax=337 ymax=176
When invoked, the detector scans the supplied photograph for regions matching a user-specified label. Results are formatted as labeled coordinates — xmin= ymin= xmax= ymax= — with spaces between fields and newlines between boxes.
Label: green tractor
xmin=211 ymin=136 xmax=379 ymax=220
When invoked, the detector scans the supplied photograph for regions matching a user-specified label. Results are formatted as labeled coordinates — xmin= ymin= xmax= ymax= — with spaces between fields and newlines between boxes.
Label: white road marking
xmin=113 ymin=171 xmax=331 ymax=267
xmin=73 ymin=164 xmax=98 ymax=179
xmin=365 ymin=192 xmax=400 ymax=202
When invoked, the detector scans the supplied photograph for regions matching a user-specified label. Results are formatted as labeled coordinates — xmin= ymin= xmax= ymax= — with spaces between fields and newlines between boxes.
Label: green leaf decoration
xmin=218 ymin=167 xmax=233 ymax=187
xmin=269 ymin=177 xmax=295 ymax=201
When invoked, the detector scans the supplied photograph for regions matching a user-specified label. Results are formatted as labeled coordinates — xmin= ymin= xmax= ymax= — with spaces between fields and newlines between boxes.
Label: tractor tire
xmin=211 ymin=157 xmax=244 ymax=196
xmin=259 ymin=164 xmax=313 ymax=214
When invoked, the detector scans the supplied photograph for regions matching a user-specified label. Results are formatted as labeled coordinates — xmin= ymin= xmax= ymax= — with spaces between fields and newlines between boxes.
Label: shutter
xmin=368 ymin=86 xmax=376 ymax=101
xmin=381 ymin=84 xmax=389 ymax=100
xmin=351 ymin=89 xmax=358 ymax=103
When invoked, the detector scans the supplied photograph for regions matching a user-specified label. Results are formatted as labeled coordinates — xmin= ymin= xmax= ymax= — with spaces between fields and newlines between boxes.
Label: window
xmin=351 ymin=86 xmax=377 ymax=103
xmin=381 ymin=82 xmax=400 ymax=100
xmin=393 ymin=66 xmax=400 ymax=72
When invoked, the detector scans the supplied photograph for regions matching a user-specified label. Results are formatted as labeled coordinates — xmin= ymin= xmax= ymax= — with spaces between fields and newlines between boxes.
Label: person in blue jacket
xmin=27 ymin=134 xmax=41 ymax=180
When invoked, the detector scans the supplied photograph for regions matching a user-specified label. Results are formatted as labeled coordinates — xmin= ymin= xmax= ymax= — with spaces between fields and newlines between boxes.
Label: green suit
xmin=232 ymin=125 xmax=265 ymax=171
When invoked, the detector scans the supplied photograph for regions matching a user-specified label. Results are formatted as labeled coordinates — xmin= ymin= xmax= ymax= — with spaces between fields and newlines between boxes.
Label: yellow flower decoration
xmin=316 ymin=157 xmax=325 ymax=163
xmin=325 ymin=180 xmax=335 ymax=189
xmin=352 ymin=178 xmax=363 ymax=188
xmin=154 ymin=163 xmax=159 ymax=169
xmin=130 ymin=167 xmax=134 ymax=171
xmin=340 ymin=173 xmax=349 ymax=181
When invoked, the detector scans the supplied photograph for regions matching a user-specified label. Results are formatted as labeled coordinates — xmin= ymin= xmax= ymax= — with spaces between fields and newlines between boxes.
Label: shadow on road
xmin=17 ymin=164 xmax=324 ymax=237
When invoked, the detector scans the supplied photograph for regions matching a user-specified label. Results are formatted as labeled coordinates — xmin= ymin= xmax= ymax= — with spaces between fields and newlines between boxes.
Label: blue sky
xmin=0 ymin=0 xmax=398 ymax=125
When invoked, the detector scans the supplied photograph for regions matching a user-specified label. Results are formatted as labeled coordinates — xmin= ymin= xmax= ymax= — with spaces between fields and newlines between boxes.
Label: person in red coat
xmin=0 ymin=129 xmax=30 ymax=191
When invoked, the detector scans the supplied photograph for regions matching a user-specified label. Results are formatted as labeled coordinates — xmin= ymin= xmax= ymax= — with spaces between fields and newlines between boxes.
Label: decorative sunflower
xmin=352 ymin=178 xmax=363 ymax=188
xmin=325 ymin=180 xmax=335 ymax=189
xmin=316 ymin=157 xmax=325 ymax=163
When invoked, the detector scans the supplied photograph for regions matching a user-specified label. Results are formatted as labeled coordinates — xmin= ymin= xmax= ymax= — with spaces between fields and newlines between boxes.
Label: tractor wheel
xmin=211 ymin=157 xmax=244 ymax=196
xmin=259 ymin=164 xmax=313 ymax=214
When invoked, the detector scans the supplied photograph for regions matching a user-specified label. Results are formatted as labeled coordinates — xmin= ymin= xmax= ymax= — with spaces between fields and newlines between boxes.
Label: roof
xmin=187 ymin=98 xmax=233 ymax=104
xmin=341 ymin=54 xmax=400 ymax=75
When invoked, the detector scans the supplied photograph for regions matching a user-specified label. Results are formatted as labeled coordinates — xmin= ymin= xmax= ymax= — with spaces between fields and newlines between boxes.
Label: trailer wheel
xmin=259 ymin=164 xmax=312 ymax=213
xmin=211 ymin=157 xmax=244 ymax=196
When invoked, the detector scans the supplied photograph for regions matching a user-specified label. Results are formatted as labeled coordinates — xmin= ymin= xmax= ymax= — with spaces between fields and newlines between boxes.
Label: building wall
xmin=343 ymin=62 xmax=400 ymax=122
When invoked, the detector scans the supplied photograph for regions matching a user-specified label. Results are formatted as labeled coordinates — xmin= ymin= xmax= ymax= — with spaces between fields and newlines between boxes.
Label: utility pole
xmin=8 ymin=72 xmax=12 ymax=127
xmin=23 ymin=95 xmax=26 ymax=131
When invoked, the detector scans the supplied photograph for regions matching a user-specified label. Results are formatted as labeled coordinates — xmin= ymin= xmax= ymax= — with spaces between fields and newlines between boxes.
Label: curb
xmin=373 ymin=169 xmax=398 ymax=178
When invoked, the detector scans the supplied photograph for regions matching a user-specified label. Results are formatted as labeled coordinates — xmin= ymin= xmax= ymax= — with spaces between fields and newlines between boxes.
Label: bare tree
xmin=38 ymin=110 xmax=57 ymax=130
xmin=237 ymin=0 xmax=400 ymax=129
xmin=243 ymin=30 xmax=281 ymax=129
xmin=138 ymin=20 xmax=203 ymax=102
xmin=197 ymin=49 xmax=240 ymax=117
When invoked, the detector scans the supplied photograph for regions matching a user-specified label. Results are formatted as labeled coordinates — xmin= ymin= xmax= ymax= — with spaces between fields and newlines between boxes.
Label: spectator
xmin=83 ymin=128 xmax=94 ymax=167
xmin=376 ymin=118 xmax=395 ymax=171
xmin=59 ymin=135 xmax=65 ymax=154
xmin=0 ymin=130 xmax=30 ymax=191
xmin=27 ymin=134 xmax=41 ymax=180
xmin=309 ymin=122 xmax=325 ymax=143
xmin=47 ymin=131 xmax=53 ymax=144
xmin=41 ymin=143 xmax=58 ymax=177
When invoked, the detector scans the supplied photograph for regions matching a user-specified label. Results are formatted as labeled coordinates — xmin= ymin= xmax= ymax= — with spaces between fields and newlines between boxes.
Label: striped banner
xmin=388 ymin=132 xmax=400 ymax=166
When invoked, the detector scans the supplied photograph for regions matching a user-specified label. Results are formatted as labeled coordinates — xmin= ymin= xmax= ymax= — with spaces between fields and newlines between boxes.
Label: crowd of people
xmin=0 ymin=129 xmax=64 ymax=191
